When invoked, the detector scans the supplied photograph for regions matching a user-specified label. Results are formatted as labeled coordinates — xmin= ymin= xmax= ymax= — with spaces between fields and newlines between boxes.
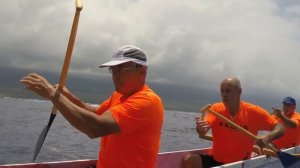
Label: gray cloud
xmin=1 ymin=0 xmax=300 ymax=99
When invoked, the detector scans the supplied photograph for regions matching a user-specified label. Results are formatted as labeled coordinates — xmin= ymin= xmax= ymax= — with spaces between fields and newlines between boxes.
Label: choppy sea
xmin=0 ymin=97 xmax=212 ymax=165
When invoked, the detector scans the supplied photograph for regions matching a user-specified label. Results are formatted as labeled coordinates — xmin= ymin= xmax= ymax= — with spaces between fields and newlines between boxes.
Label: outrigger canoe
xmin=1 ymin=146 xmax=299 ymax=168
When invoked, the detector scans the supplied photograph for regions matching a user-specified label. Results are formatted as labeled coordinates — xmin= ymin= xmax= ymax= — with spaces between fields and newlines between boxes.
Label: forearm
xmin=50 ymin=90 xmax=119 ymax=138
xmin=50 ymin=91 xmax=94 ymax=136
xmin=60 ymin=88 xmax=97 ymax=113
xmin=267 ymin=123 xmax=285 ymax=142
xmin=199 ymin=134 xmax=213 ymax=141
xmin=278 ymin=115 xmax=297 ymax=128
xmin=20 ymin=73 xmax=118 ymax=138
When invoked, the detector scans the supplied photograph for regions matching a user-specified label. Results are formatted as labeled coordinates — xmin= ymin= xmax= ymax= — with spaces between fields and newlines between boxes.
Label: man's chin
xmin=115 ymin=88 xmax=124 ymax=95
xmin=114 ymin=87 xmax=121 ymax=93
xmin=222 ymin=100 xmax=230 ymax=105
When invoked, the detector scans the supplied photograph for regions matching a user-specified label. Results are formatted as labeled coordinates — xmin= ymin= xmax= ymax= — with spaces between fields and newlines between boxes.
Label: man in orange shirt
xmin=20 ymin=45 xmax=164 ymax=168
xmin=182 ymin=77 xmax=285 ymax=168
xmin=272 ymin=96 xmax=300 ymax=149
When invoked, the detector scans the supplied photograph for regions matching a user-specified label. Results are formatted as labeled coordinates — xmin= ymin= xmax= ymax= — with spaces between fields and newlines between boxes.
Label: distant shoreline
xmin=0 ymin=66 xmax=282 ymax=112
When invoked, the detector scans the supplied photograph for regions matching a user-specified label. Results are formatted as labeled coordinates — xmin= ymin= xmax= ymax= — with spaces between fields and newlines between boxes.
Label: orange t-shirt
xmin=206 ymin=101 xmax=278 ymax=163
xmin=272 ymin=112 xmax=300 ymax=149
xmin=95 ymin=85 xmax=164 ymax=168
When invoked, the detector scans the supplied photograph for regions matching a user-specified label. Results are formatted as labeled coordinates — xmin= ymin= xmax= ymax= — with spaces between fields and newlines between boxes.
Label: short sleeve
xmin=96 ymin=97 xmax=112 ymax=115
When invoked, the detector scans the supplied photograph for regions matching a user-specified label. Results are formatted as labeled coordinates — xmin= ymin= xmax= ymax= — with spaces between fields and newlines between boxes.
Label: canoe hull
xmin=0 ymin=148 xmax=210 ymax=168
xmin=1 ymin=146 xmax=299 ymax=168
xmin=156 ymin=148 xmax=211 ymax=168
xmin=0 ymin=159 xmax=96 ymax=168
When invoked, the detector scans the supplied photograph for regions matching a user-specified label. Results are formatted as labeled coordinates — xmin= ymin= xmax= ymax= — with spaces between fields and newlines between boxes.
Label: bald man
xmin=182 ymin=77 xmax=285 ymax=168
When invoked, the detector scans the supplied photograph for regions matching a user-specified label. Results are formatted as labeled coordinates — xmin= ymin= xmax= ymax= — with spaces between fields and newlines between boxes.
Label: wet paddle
xmin=32 ymin=0 xmax=83 ymax=162
xmin=201 ymin=104 xmax=300 ymax=168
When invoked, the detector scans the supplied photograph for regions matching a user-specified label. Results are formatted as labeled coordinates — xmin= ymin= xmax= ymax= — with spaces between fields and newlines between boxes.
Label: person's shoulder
xmin=293 ymin=112 xmax=300 ymax=117
xmin=211 ymin=102 xmax=225 ymax=110
xmin=135 ymin=86 xmax=164 ymax=110
xmin=134 ymin=85 xmax=162 ymax=102
xmin=111 ymin=91 xmax=122 ymax=100
xmin=241 ymin=101 xmax=267 ymax=112
xmin=211 ymin=102 xmax=224 ymax=106
xmin=143 ymin=85 xmax=160 ymax=95
xmin=241 ymin=101 xmax=254 ymax=107
xmin=294 ymin=111 xmax=300 ymax=115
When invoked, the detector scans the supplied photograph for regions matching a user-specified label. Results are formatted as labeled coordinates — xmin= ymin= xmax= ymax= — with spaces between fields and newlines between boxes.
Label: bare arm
xmin=277 ymin=114 xmax=297 ymax=128
xmin=51 ymin=91 xmax=120 ymax=138
xmin=273 ymin=108 xmax=297 ymax=128
xmin=58 ymin=85 xmax=97 ymax=113
xmin=266 ymin=123 xmax=285 ymax=141
xmin=20 ymin=73 xmax=120 ymax=138
xmin=256 ymin=123 xmax=285 ymax=148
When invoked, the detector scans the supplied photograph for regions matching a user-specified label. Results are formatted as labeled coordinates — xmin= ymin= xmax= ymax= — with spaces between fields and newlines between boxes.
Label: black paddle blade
xmin=278 ymin=151 xmax=300 ymax=168
xmin=32 ymin=125 xmax=49 ymax=162
xmin=32 ymin=114 xmax=56 ymax=162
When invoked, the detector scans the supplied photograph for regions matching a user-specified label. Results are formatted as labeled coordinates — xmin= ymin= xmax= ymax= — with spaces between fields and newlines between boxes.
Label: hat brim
xmin=283 ymin=101 xmax=295 ymax=105
xmin=99 ymin=58 xmax=147 ymax=68
xmin=99 ymin=59 xmax=131 ymax=68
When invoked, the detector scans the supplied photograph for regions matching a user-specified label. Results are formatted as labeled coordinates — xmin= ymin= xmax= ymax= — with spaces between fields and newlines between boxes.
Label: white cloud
xmin=1 ymin=0 xmax=300 ymax=98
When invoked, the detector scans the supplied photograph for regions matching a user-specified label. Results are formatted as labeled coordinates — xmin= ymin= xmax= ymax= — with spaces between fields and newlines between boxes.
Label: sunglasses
xmin=108 ymin=64 xmax=143 ymax=74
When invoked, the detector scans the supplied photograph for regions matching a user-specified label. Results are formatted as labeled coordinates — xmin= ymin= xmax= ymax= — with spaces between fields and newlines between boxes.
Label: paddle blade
xmin=32 ymin=114 xmax=56 ymax=162
xmin=278 ymin=151 xmax=300 ymax=168
xmin=32 ymin=126 xmax=49 ymax=162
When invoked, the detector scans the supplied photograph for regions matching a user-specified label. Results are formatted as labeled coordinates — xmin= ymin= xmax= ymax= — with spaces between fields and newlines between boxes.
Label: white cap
xmin=99 ymin=45 xmax=147 ymax=68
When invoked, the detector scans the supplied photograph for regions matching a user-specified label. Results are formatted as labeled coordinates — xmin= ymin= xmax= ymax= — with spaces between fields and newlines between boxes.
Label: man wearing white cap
xmin=20 ymin=45 xmax=164 ymax=168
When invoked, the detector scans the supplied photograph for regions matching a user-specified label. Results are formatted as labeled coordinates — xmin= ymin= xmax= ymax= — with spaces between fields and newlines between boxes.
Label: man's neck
xmin=122 ymin=83 xmax=145 ymax=98
xmin=226 ymin=101 xmax=240 ymax=117
xmin=284 ymin=111 xmax=294 ymax=118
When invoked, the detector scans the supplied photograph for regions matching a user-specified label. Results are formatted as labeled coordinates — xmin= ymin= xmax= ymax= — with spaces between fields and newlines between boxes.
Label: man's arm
xmin=20 ymin=73 xmax=120 ymax=138
xmin=273 ymin=108 xmax=297 ymax=128
xmin=257 ymin=123 xmax=285 ymax=148
xmin=266 ymin=123 xmax=285 ymax=141
xmin=51 ymin=91 xmax=120 ymax=138
xmin=59 ymin=85 xmax=98 ymax=113
xmin=277 ymin=114 xmax=297 ymax=128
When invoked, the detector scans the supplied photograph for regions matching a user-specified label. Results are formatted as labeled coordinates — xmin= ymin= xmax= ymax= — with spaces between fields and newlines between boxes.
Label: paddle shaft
xmin=51 ymin=0 xmax=83 ymax=114
xmin=32 ymin=0 xmax=83 ymax=162
xmin=201 ymin=104 xmax=279 ymax=153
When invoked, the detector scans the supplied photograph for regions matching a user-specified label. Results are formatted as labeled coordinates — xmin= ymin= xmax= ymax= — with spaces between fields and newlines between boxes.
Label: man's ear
xmin=140 ymin=68 xmax=146 ymax=75
xmin=139 ymin=66 xmax=147 ymax=74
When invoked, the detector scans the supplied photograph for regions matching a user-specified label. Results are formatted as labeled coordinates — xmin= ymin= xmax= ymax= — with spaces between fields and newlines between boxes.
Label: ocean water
xmin=0 ymin=97 xmax=212 ymax=165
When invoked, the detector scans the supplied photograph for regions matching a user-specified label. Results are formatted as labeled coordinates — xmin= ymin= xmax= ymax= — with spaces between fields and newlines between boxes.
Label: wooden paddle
xmin=201 ymin=104 xmax=300 ymax=168
xmin=32 ymin=0 xmax=83 ymax=162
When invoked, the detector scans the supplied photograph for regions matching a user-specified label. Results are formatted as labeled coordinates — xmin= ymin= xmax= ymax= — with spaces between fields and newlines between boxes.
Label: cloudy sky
xmin=1 ymin=0 xmax=300 ymax=99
